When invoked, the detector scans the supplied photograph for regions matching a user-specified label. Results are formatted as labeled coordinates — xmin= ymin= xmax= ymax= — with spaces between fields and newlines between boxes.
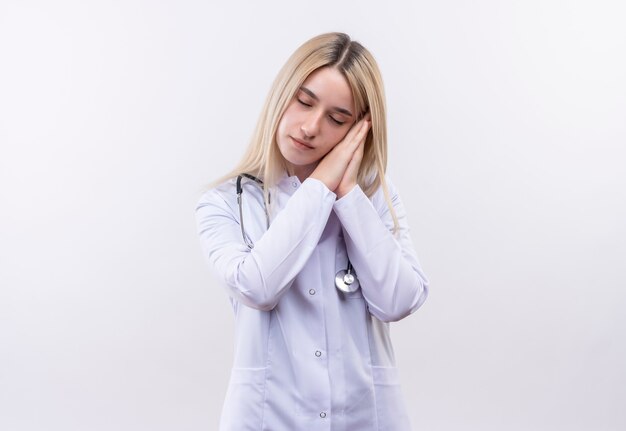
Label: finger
xmin=356 ymin=120 xmax=371 ymax=143
xmin=339 ymin=122 xmax=369 ymax=160
xmin=331 ymin=120 xmax=368 ymax=159
xmin=329 ymin=118 xmax=371 ymax=165
xmin=343 ymin=114 xmax=370 ymax=140
xmin=352 ymin=142 xmax=364 ymax=167
xmin=340 ymin=122 xmax=368 ymax=156
xmin=342 ymin=117 xmax=368 ymax=143
xmin=356 ymin=126 xmax=367 ymax=155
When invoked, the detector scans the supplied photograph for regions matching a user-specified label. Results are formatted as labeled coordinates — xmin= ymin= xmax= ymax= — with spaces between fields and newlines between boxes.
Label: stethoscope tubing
xmin=236 ymin=174 xmax=270 ymax=249
xmin=236 ymin=173 xmax=359 ymax=292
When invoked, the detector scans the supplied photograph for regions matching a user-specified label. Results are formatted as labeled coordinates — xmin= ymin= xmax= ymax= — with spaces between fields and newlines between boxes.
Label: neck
xmin=287 ymin=162 xmax=318 ymax=183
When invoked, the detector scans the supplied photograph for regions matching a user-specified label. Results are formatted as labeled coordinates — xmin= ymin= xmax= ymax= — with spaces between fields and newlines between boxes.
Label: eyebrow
xmin=299 ymin=86 xmax=353 ymax=117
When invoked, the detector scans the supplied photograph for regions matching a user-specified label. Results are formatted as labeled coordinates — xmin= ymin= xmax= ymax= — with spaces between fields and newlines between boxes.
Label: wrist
xmin=335 ymin=183 xmax=357 ymax=199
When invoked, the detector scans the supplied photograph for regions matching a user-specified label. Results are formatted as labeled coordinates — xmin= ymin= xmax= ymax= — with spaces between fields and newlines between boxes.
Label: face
xmin=276 ymin=67 xmax=356 ymax=179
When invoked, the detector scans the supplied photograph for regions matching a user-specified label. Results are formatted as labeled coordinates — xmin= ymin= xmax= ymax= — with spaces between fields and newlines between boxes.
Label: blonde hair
xmin=206 ymin=32 xmax=399 ymax=234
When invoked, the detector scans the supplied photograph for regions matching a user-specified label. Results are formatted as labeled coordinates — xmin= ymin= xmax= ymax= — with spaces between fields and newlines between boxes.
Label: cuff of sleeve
xmin=333 ymin=183 xmax=367 ymax=209
xmin=304 ymin=177 xmax=337 ymax=200
xmin=333 ymin=183 xmax=391 ymax=252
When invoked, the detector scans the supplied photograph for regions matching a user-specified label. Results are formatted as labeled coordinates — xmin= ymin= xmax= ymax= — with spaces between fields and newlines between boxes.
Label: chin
xmin=278 ymin=140 xmax=313 ymax=165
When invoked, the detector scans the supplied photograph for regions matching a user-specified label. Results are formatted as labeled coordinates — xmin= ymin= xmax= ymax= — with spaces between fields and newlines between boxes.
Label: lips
xmin=290 ymin=136 xmax=314 ymax=149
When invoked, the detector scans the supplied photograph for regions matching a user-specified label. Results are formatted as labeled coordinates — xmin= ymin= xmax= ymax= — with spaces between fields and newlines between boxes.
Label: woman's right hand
xmin=309 ymin=115 xmax=371 ymax=193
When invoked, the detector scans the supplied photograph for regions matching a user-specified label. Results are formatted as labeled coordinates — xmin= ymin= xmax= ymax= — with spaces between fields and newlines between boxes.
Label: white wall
xmin=1 ymin=1 xmax=624 ymax=430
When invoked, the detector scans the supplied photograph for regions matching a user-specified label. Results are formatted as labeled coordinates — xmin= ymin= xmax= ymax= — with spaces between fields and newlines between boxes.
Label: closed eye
xmin=298 ymin=97 xmax=345 ymax=126
xmin=297 ymin=99 xmax=312 ymax=107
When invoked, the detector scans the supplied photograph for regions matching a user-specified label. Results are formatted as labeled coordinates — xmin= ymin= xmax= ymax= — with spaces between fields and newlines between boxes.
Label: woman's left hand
xmin=335 ymin=113 xmax=370 ymax=199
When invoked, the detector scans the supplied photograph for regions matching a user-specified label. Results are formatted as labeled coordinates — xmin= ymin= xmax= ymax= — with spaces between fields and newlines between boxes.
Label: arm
xmin=195 ymin=177 xmax=336 ymax=311
xmin=333 ymin=178 xmax=429 ymax=322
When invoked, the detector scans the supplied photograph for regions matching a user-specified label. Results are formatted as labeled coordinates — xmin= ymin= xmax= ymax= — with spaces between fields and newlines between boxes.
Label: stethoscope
xmin=236 ymin=174 xmax=360 ymax=293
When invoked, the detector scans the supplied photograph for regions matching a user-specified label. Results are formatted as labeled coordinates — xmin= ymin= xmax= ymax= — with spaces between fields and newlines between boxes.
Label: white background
xmin=1 ymin=0 xmax=625 ymax=430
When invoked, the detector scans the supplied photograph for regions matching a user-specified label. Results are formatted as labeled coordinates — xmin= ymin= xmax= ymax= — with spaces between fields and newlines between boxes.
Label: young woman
xmin=195 ymin=32 xmax=429 ymax=431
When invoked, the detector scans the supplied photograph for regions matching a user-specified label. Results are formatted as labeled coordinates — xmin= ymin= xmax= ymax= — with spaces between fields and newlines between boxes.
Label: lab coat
xmin=195 ymin=171 xmax=429 ymax=431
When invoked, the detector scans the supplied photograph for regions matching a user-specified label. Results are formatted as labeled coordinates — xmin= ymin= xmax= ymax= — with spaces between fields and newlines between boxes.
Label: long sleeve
xmin=195 ymin=177 xmax=336 ymax=311
xmin=332 ymin=177 xmax=429 ymax=322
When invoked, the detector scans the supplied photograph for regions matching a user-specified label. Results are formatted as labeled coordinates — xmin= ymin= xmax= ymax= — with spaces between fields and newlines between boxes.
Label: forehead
xmin=301 ymin=67 xmax=354 ymax=111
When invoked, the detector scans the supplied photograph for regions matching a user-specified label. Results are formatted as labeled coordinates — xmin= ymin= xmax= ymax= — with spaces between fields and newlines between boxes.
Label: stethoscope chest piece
xmin=335 ymin=262 xmax=360 ymax=293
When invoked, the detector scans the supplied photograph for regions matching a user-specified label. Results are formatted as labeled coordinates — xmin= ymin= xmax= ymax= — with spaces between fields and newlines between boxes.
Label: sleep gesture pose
xmin=195 ymin=32 xmax=429 ymax=431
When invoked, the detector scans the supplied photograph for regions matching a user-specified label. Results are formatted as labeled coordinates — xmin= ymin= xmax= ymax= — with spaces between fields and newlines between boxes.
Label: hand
xmin=336 ymin=112 xmax=371 ymax=198
xmin=309 ymin=113 xmax=371 ymax=194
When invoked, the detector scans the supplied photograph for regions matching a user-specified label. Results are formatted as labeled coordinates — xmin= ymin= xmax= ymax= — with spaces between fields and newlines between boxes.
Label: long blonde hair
xmin=206 ymin=32 xmax=399 ymax=234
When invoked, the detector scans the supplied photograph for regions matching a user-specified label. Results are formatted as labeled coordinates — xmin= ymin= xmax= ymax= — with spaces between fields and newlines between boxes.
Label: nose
xmin=301 ymin=110 xmax=323 ymax=138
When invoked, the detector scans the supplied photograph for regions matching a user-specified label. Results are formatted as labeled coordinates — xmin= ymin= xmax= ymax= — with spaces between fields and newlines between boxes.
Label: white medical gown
xmin=195 ymin=171 xmax=429 ymax=430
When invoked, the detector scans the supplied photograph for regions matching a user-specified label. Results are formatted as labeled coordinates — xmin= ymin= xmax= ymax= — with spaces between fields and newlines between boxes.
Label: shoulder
xmin=195 ymin=177 xmax=238 ymax=215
